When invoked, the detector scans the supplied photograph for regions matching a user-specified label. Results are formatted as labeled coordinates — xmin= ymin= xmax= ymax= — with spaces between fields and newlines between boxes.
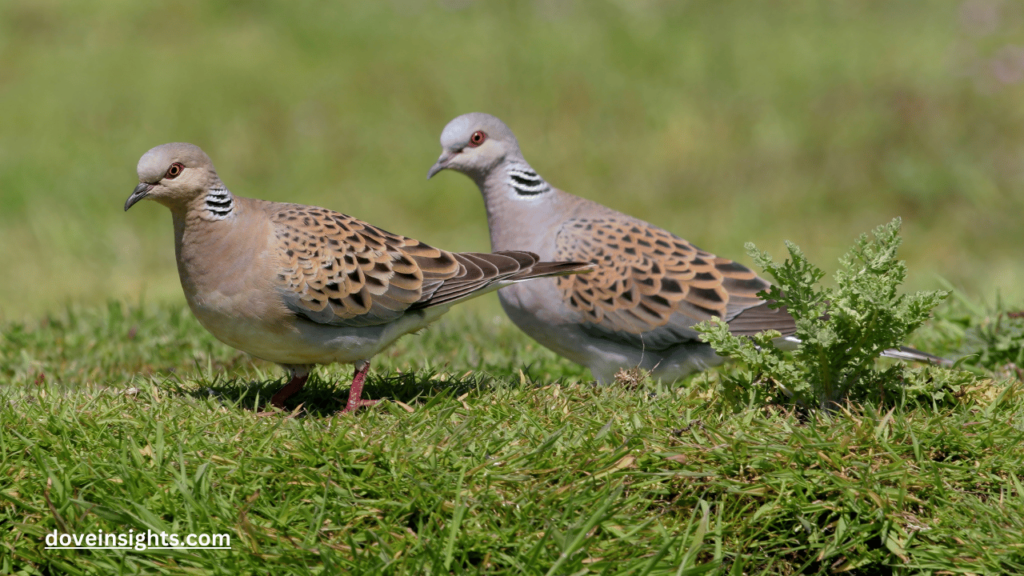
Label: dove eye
xmin=165 ymin=162 xmax=184 ymax=179
xmin=467 ymin=130 xmax=487 ymax=147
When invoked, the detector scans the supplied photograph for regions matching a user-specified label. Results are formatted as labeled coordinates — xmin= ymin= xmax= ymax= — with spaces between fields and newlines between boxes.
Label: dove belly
xmin=278 ymin=308 xmax=449 ymax=365
xmin=498 ymin=281 xmax=725 ymax=383
xmin=185 ymin=284 xmax=451 ymax=366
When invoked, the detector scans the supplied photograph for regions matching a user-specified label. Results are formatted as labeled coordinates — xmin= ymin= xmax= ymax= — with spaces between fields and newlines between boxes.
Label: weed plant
xmin=697 ymin=219 xmax=974 ymax=409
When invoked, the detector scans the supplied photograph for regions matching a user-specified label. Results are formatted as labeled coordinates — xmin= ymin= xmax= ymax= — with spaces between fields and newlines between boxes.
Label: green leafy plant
xmin=697 ymin=218 xmax=958 ymax=408
xmin=938 ymin=293 xmax=1024 ymax=377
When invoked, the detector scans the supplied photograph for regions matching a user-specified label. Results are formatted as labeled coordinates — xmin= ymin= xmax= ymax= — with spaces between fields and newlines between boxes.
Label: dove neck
xmin=154 ymin=179 xmax=235 ymax=222
xmin=167 ymin=186 xmax=238 ymax=271
xmin=197 ymin=186 xmax=235 ymax=221
xmin=477 ymin=160 xmax=565 ymax=255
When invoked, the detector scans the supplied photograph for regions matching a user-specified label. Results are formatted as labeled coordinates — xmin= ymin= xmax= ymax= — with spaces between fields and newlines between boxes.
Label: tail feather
xmin=775 ymin=337 xmax=951 ymax=366
xmin=880 ymin=346 xmax=953 ymax=367
xmin=513 ymin=260 xmax=594 ymax=280
xmin=738 ymin=303 xmax=951 ymax=367
xmin=729 ymin=301 xmax=798 ymax=337
xmin=414 ymin=251 xmax=592 ymax=308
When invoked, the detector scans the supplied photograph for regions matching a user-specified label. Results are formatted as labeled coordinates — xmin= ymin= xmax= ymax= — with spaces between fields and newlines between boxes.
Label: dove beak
xmin=426 ymin=151 xmax=456 ymax=180
xmin=124 ymin=183 xmax=153 ymax=211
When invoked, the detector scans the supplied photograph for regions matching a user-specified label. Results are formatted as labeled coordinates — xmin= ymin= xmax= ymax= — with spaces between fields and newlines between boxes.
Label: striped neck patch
xmin=506 ymin=163 xmax=550 ymax=196
xmin=203 ymin=187 xmax=234 ymax=220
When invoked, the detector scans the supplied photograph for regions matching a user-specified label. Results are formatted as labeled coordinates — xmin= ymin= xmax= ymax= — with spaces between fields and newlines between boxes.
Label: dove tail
xmin=880 ymin=346 xmax=953 ymax=367
xmin=776 ymin=337 xmax=952 ymax=367
xmin=512 ymin=261 xmax=594 ymax=280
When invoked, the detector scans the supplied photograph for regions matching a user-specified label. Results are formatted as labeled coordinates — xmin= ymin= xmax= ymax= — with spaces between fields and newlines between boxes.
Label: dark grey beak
xmin=426 ymin=151 xmax=456 ymax=180
xmin=124 ymin=183 xmax=153 ymax=211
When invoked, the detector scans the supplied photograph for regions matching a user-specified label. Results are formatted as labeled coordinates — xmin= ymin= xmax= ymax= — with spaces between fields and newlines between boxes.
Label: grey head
xmin=426 ymin=113 xmax=527 ymax=182
xmin=427 ymin=113 xmax=554 ymax=203
xmin=124 ymin=143 xmax=222 ymax=211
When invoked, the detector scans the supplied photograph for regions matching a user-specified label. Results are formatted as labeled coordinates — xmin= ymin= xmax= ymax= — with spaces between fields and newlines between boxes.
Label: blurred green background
xmin=2 ymin=0 xmax=1023 ymax=319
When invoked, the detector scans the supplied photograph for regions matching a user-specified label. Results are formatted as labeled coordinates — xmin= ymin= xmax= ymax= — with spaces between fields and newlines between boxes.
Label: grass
xmin=3 ymin=1 xmax=1024 ymax=315
xmin=4 ymin=1 xmax=1024 ymax=573
xmin=3 ymin=301 xmax=1024 ymax=574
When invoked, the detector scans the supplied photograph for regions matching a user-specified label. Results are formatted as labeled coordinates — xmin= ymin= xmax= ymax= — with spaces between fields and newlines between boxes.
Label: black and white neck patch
xmin=203 ymin=187 xmax=234 ymax=220
xmin=506 ymin=162 xmax=551 ymax=196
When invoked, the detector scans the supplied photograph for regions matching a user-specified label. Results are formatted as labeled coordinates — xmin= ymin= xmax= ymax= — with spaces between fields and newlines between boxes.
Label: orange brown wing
xmin=272 ymin=204 xmax=590 ymax=327
xmin=554 ymin=217 xmax=793 ymax=348
xmin=272 ymin=205 xmax=460 ymax=327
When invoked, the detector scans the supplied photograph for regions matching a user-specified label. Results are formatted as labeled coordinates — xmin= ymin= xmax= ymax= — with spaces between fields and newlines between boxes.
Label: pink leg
xmin=270 ymin=371 xmax=310 ymax=409
xmin=342 ymin=362 xmax=378 ymax=413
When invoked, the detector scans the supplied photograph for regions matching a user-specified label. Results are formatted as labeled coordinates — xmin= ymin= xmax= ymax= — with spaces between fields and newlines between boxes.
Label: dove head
xmin=125 ymin=143 xmax=221 ymax=211
xmin=427 ymin=113 xmax=524 ymax=182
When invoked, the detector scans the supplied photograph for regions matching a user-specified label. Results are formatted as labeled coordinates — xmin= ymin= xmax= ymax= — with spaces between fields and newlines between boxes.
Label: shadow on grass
xmin=169 ymin=368 xmax=526 ymax=417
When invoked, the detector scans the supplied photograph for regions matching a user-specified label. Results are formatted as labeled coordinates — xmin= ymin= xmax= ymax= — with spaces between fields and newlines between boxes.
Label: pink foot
xmin=341 ymin=363 xmax=377 ymax=413
xmin=258 ymin=371 xmax=309 ymax=415
xmin=342 ymin=398 xmax=379 ymax=413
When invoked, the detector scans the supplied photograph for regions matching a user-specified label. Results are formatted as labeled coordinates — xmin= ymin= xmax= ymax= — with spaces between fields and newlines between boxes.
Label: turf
xmin=2 ymin=302 xmax=1023 ymax=574
xmin=4 ymin=1 xmax=1024 ymax=573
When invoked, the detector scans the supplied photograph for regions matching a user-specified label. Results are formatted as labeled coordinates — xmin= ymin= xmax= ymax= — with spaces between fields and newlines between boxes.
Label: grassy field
xmin=4 ymin=1 xmax=1024 ymax=574
xmin=2 ymin=302 xmax=1023 ymax=574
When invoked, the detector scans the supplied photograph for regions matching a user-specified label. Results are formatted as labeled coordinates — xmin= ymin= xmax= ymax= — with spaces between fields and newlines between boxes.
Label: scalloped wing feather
xmin=271 ymin=205 xmax=592 ymax=328
xmin=555 ymin=217 xmax=793 ymax=349
xmin=271 ymin=205 xmax=460 ymax=327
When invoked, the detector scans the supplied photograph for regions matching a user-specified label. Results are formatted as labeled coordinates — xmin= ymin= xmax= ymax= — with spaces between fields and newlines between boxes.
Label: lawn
xmin=2 ymin=301 xmax=1023 ymax=574
xmin=3 ymin=1 xmax=1024 ymax=574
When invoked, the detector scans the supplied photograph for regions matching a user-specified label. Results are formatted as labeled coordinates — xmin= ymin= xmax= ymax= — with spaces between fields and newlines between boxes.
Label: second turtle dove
xmin=427 ymin=113 xmax=946 ymax=383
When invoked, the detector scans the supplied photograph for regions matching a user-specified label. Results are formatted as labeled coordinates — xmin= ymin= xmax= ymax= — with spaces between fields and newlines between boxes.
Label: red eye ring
xmin=165 ymin=162 xmax=184 ymax=179
xmin=467 ymin=130 xmax=487 ymax=147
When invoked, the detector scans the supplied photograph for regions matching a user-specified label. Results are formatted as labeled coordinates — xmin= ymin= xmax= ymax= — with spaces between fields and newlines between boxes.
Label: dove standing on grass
xmin=427 ymin=113 xmax=946 ymax=383
xmin=124 ymin=143 xmax=591 ymax=413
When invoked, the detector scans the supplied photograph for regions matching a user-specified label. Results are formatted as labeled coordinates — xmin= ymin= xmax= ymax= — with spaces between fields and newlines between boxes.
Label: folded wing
xmin=272 ymin=205 xmax=590 ymax=327
xmin=554 ymin=216 xmax=795 ymax=350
